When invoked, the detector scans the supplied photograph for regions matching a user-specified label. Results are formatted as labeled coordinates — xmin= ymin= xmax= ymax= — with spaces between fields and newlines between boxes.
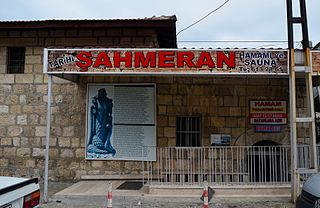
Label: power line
xmin=176 ymin=0 xmax=230 ymax=36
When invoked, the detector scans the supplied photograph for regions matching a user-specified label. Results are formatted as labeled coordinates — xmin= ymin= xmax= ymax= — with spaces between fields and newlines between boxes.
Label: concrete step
xmin=54 ymin=180 xmax=291 ymax=198
xmin=147 ymin=184 xmax=291 ymax=198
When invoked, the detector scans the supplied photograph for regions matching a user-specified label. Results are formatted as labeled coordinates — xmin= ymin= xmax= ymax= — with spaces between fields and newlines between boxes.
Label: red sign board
xmin=249 ymin=100 xmax=287 ymax=125
xmin=44 ymin=49 xmax=288 ymax=75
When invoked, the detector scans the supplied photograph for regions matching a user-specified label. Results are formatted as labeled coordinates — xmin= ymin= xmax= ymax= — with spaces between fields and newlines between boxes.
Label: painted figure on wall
xmin=87 ymin=88 xmax=116 ymax=156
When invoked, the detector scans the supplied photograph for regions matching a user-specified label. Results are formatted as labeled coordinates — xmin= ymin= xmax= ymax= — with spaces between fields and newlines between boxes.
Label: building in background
xmin=0 ymin=17 xmax=319 ymax=190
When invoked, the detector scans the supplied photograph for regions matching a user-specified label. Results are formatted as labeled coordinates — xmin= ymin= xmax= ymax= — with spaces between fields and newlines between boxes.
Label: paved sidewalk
xmin=40 ymin=181 xmax=295 ymax=208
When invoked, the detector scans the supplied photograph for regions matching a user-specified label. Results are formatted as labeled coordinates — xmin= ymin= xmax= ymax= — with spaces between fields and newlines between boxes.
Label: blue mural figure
xmin=87 ymin=88 xmax=116 ymax=156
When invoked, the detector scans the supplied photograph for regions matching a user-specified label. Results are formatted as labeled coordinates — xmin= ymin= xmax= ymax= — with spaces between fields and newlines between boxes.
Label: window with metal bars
xmin=7 ymin=47 xmax=25 ymax=74
xmin=176 ymin=116 xmax=201 ymax=147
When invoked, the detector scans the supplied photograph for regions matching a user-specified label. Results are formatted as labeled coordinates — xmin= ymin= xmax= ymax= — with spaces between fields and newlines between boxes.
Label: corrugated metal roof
xmin=314 ymin=42 xmax=320 ymax=50
xmin=0 ymin=15 xmax=177 ymax=23
xmin=0 ymin=15 xmax=177 ymax=31
xmin=179 ymin=47 xmax=288 ymax=50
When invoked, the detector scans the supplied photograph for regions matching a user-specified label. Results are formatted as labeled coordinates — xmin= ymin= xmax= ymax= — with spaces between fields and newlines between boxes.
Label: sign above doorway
xmin=44 ymin=48 xmax=289 ymax=75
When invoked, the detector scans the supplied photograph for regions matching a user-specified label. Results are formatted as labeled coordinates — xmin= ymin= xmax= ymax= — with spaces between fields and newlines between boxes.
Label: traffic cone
xmin=107 ymin=182 xmax=112 ymax=208
xmin=203 ymin=181 xmax=208 ymax=208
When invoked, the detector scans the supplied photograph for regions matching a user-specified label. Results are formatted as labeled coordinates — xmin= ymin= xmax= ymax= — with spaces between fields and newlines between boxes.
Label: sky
xmin=0 ymin=0 xmax=319 ymax=48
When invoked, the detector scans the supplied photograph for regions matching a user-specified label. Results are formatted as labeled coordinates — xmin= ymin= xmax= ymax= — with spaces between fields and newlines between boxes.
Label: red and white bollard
xmin=203 ymin=181 xmax=209 ymax=208
xmin=107 ymin=182 xmax=112 ymax=208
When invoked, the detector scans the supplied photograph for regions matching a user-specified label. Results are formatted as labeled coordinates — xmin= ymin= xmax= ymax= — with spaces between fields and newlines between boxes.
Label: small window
xmin=176 ymin=116 xmax=201 ymax=147
xmin=7 ymin=47 xmax=25 ymax=74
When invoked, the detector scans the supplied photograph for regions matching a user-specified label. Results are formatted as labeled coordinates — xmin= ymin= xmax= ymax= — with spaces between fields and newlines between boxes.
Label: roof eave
xmin=0 ymin=16 xmax=177 ymax=29
xmin=0 ymin=16 xmax=177 ymax=48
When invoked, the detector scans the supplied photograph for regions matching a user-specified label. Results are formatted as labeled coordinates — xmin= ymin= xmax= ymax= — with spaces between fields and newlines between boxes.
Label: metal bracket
xmin=294 ymin=66 xmax=311 ymax=72
xmin=296 ymin=117 xmax=315 ymax=122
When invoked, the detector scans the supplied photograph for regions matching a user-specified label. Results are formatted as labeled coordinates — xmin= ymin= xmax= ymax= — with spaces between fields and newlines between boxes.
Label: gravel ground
xmin=40 ymin=182 xmax=296 ymax=208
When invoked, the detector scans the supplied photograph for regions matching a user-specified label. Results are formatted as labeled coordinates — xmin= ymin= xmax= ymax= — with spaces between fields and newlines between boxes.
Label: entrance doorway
xmin=249 ymin=140 xmax=284 ymax=182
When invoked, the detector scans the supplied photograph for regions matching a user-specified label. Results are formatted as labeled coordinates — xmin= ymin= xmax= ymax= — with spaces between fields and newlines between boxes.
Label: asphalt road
xmin=40 ymin=182 xmax=295 ymax=208
xmin=42 ymin=195 xmax=204 ymax=208
xmin=41 ymin=196 xmax=295 ymax=208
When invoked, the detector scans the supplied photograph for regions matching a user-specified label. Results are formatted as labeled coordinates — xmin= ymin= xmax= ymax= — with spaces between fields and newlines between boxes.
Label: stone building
xmin=0 ymin=16 xmax=316 ymax=184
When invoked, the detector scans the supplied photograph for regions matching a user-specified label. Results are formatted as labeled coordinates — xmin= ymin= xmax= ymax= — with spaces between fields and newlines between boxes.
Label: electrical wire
xmin=176 ymin=0 xmax=230 ymax=36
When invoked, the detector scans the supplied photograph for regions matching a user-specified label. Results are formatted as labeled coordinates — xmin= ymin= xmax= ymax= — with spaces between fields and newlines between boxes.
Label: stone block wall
xmin=154 ymin=77 xmax=291 ymax=147
xmin=0 ymin=28 xmax=159 ymax=180
xmin=0 ymin=27 xmax=311 ymax=181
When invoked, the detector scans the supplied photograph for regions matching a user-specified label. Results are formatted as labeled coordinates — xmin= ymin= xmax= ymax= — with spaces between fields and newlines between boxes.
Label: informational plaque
xmin=86 ymin=84 xmax=156 ymax=161
xmin=249 ymin=100 xmax=287 ymax=125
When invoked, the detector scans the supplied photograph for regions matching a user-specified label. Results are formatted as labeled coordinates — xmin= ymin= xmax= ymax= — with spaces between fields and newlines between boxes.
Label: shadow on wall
xmin=232 ymin=126 xmax=290 ymax=146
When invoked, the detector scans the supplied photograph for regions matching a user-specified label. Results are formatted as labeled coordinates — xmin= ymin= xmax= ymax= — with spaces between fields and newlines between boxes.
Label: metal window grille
xmin=176 ymin=116 xmax=201 ymax=147
xmin=7 ymin=47 xmax=25 ymax=74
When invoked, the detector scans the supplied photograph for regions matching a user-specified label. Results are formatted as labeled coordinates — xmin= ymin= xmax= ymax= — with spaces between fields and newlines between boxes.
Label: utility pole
xmin=286 ymin=0 xmax=318 ymax=203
